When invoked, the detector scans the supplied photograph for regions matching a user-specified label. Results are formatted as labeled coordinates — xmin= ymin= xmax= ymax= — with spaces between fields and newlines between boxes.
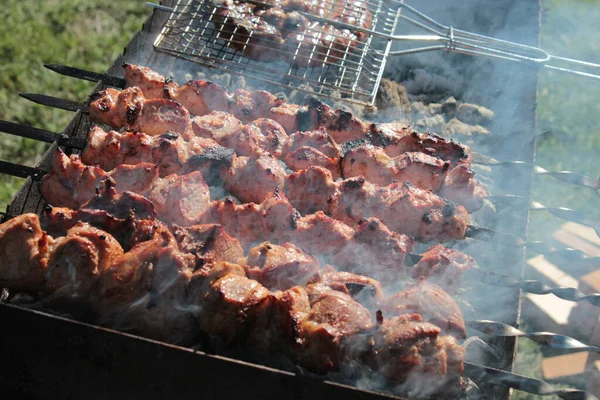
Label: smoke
xmin=10 ymin=0 xmax=597 ymax=396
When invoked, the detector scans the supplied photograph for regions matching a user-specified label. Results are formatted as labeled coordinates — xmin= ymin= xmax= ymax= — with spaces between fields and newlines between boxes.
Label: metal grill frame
xmin=153 ymin=0 xmax=401 ymax=105
xmin=0 ymin=0 xmax=543 ymax=398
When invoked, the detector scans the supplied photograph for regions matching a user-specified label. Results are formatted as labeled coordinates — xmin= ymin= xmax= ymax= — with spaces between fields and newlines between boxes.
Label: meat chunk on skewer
xmin=372 ymin=313 xmax=465 ymax=390
xmin=189 ymin=111 xmax=243 ymax=142
xmin=341 ymin=144 xmax=485 ymax=212
xmin=331 ymin=178 xmax=469 ymax=242
xmin=45 ymin=223 xmax=124 ymax=298
xmin=283 ymin=128 xmax=342 ymax=179
xmin=439 ymin=163 xmax=487 ymax=213
xmin=41 ymin=149 xmax=108 ymax=209
xmin=123 ymin=63 xmax=174 ymax=100
xmin=382 ymin=280 xmax=466 ymax=338
xmin=244 ymin=241 xmax=320 ymax=290
xmin=368 ymin=123 xmax=472 ymax=166
xmin=88 ymin=87 xmax=191 ymax=136
xmin=337 ymin=217 xmax=414 ymax=281
xmin=342 ymin=145 xmax=449 ymax=190
xmin=98 ymin=241 xmax=196 ymax=344
xmin=285 ymin=166 xmax=337 ymax=215
xmin=223 ymin=154 xmax=286 ymax=204
xmin=168 ymin=80 xmax=229 ymax=117
xmin=298 ymin=283 xmax=375 ymax=373
xmin=188 ymin=262 xmax=273 ymax=346
xmin=171 ymin=224 xmax=244 ymax=271
xmin=412 ymin=244 xmax=476 ymax=294
xmin=147 ymin=171 xmax=211 ymax=226
xmin=0 ymin=214 xmax=53 ymax=292
xmin=221 ymin=118 xmax=288 ymax=158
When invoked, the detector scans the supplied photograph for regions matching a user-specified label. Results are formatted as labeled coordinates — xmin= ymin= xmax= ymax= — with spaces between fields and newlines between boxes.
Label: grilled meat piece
xmin=108 ymin=163 xmax=159 ymax=194
xmin=283 ymin=128 xmax=342 ymax=179
xmin=123 ymin=63 xmax=173 ymax=100
xmin=171 ymin=224 xmax=244 ymax=269
xmin=223 ymin=154 xmax=286 ymax=204
xmin=249 ymin=285 xmax=311 ymax=353
xmin=412 ymin=244 xmax=476 ymax=294
xmin=147 ymin=171 xmax=211 ymax=226
xmin=299 ymin=283 xmax=375 ymax=373
xmin=201 ymin=198 xmax=265 ymax=249
xmin=341 ymin=144 xmax=485 ymax=212
xmin=46 ymin=222 xmax=124 ymax=298
xmin=285 ymin=166 xmax=337 ymax=215
xmin=188 ymin=262 xmax=273 ymax=345
xmin=269 ymin=102 xmax=304 ymax=134
xmin=371 ymin=313 xmax=465 ymax=389
xmin=382 ymin=280 xmax=466 ymax=338
xmin=368 ymin=123 xmax=472 ymax=166
xmin=331 ymin=178 xmax=469 ymax=242
xmin=136 ymin=98 xmax=191 ymax=137
xmin=41 ymin=149 xmax=108 ymax=209
xmin=288 ymin=211 xmax=356 ymax=257
xmin=331 ymin=0 xmax=372 ymax=41
xmin=168 ymin=80 xmax=229 ymax=117
xmin=316 ymin=270 xmax=384 ymax=306
xmin=244 ymin=241 xmax=320 ymax=290
xmin=82 ymin=126 xmax=153 ymax=171
xmin=337 ymin=217 xmax=414 ymax=281
xmin=89 ymin=87 xmax=191 ymax=136
xmin=189 ymin=111 xmax=243 ymax=142
xmin=82 ymin=182 xmax=157 ymax=221
xmin=0 ymin=214 xmax=53 ymax=292
xmin=98 ymin=244 xmax=196 ymax=344
xmin=222 ymin=118 xmax=288 ymax=158
xmin=342 ymin=145 xmax=450 ymax=191
xmin=439 ymin=164 xmax=487 ymax=213
xmin=299 ymin=98 xmax=368 ymax=143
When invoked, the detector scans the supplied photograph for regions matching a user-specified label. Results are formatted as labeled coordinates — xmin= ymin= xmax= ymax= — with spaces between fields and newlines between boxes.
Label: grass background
xmin=0 ymin=0 xmax=598 ymax=397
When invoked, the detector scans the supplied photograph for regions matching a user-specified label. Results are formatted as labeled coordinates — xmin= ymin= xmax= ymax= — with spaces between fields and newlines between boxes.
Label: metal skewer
xmin=467 ymin=320 xmax=600 ymax=352
xmin=463 ymin=362 xmax=598 ymax=400
xmin=41 ymin=64 xmax=600 ymax=197
xmin=473 ymin=153 xmax=600 ymax=196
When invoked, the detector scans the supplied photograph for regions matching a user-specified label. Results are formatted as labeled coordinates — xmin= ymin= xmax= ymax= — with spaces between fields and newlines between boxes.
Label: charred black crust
xmin=291 ymin=210 xmax=301 ymax=230
xmin=160 ymin=131 xmax=180 ymax=141
xmin=297 ymin=109 xmax=312 ymax=132
xmin=340 ymin=138 xmax=368 ymax=157
xmin=366 ymin=124 xmax=391 ymax=147
xmin=422 ymin=212 xmax=433 ymax=224
xmin=88 ymin=91 xmax=104 ymax=102
xmin=329 ymin=110 xmax=353 ymax=131
xmin=343 ymin=177 xmax=365 ymax=190
xmin=126 ymin=104 xmax=142 ymax=125
xmin=164 ymin=76 xmax=174 ymax=84
xmin=442 ymin=200 xmax=456 ymax=222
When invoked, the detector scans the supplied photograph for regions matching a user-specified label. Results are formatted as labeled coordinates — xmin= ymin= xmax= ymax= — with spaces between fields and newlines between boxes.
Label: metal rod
xmin=0 ymin=120 xmax=86 ymax=150
xmin=0 ymin=161 xmax=45 ymax=181
xmin=463 ymin=362 xmax=598 ymax=399
xmin=43 ymin=64 xmax=126 ymax=88
xmin=19 ymin=93 xmax=87 ymax=113
xmin=468 ymin=320 xmax=600 ymax=352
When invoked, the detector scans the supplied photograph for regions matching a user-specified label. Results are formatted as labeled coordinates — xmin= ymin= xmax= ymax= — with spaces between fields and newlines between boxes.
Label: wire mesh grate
xmin=153 ymin=0 xmax=401 ymax=105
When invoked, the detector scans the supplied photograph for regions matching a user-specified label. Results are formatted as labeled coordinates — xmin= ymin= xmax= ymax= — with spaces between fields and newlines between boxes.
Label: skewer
xmin=467 ymin=320 xmax=600 ymax=352
xmin=473 ymin=153 xmax=600 ymax=196
xmin=39 ymin=64 xmax=600 ymax=195
xmin=0 ymin=121 xmax=86 ymax=150
xmin=463 ymin=362 xmax=598 ymax=400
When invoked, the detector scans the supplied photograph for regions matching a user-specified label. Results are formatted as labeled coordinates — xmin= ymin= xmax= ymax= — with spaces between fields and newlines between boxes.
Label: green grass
xmin=0 ymin=0 xmax=147 ymax=207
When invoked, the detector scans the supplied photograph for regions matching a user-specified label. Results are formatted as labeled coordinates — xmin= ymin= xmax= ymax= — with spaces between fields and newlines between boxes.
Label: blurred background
xmin=1 ymin=0 xmax=599 ymax=397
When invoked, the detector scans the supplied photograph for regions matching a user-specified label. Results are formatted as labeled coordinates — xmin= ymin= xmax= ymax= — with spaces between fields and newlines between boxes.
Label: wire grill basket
xmin=153 ymin=0 xmax=401 ymax=105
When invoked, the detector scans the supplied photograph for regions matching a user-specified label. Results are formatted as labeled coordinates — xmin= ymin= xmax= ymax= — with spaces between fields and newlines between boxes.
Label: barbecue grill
xmin=1 ymin=0 xmax=597 ymax=399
